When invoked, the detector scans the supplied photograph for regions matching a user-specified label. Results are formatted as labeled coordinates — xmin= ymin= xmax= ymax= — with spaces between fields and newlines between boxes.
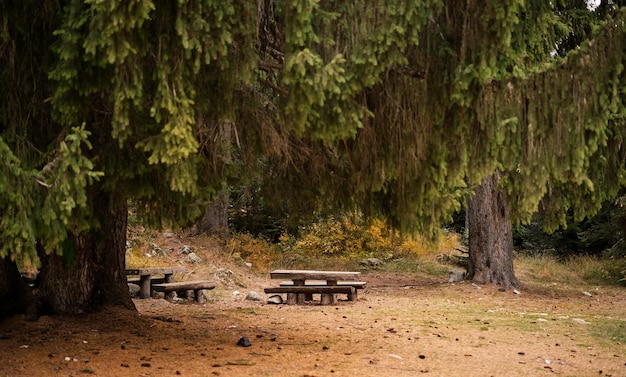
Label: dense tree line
xmin=1 ymin=1 xmax=624 ymax=317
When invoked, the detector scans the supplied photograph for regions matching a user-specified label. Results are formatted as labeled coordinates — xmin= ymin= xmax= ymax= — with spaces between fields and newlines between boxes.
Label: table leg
xmin=295 ymin=279 xmax=306 ymax=304
xmin=139 ymin=275 xmax=151 ymax=299
xmin=321 ymin=280 xmax=337 ymax=305
xmin=164 ymin=273 xmax=175 ymax=300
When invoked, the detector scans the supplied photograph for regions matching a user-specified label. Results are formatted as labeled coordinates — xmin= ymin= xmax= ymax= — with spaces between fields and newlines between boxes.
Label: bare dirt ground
xmin=1 ymin=233 xmax=625 ymax=377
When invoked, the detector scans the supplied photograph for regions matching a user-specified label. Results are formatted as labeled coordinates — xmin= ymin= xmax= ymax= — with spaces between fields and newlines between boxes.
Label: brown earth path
xmin=1 ymin=272 xmax=625 ymax=377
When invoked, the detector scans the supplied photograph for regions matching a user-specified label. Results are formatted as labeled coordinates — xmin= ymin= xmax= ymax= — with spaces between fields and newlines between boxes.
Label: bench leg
xmin=164 ymin=274 xmax=175 ymax=300
xmin=321 ymin=293 xmax=333 ymax=305
xmin=286 ymin=293 xmax=297 ymax=305
xmin=139 ymin=275 xmax=151 ymax=299
xmin=195 ymin=289 xmax=205 ymax=304
xmin=347 ymin=287 xmax=357 ymax=301
xmin=293 ymin=279 xmax=306 ymax=304
xmin=322 ymin=280 xmax=338 ymax=305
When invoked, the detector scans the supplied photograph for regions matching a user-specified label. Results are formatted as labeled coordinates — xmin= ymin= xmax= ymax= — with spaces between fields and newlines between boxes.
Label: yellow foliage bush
xmin=226 ymin=233 xmax=278 ymax=270
xmin=288 ymin=215 xmax=460 ymax=260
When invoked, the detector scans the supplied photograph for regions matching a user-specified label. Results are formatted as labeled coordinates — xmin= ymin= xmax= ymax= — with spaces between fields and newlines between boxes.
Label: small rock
xmin=582 ymin=291 xmax=593 ymax=297
xmin=150 ymin=243 xmax=166 ymax=257
xmin=163 ymin=232 xmax=174 ymax=238
xmin=498 ymin=287 xmax=506 ymax=292
xmin=267 ymin=295 xmax=283 ymax=304
xmin=449 ymin=270 xmax=466 ymax=283
xmin=128 ymin=283 xmax=140 ymax=298
xmin=572 ymin=318 xmax=590 ymax=325
xmin=388 ymin=354 xmax=403 ymax=360
xmin=245 ymin=291 xmax=262 ymax=301
xmin=237 ymin=337 xmax=252 ymax=347
xmin=214 ymin=268 xmax=247 ymax=288
xmin=471 ymin=283 xmax=482 ymax=290
xmin=180 ymin=245 xmax=193 ymax=255
xmin=360 ymin=258 xmax=383 ymax=267
xmin=185 ymin=252 xmax=202 ymax=264
xmin=513 ymin=289 xmax=521 ymax=295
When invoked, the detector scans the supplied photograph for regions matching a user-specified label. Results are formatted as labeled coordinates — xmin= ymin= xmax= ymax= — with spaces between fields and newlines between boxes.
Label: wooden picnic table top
xmin=125 ymin=266 xmax=186 ymax=276
xmin=270 ymin=269 xmax=361 ymax=282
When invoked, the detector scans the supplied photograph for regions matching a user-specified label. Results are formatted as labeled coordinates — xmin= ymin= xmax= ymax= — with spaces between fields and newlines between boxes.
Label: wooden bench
xmin=126 ymin=267 xmax=186 ymax=299
xmin=152 ymin=280 xmax=216 ymax=304
xmin=279 ymin=280 xmax=366 ymax=301
xmin=127 ymin=277 xmax=165 ymax=285
xmin=267 ymin=269 xmax=363 ymax=305
xmin=264 ymin=286 xmax=356 ymax=305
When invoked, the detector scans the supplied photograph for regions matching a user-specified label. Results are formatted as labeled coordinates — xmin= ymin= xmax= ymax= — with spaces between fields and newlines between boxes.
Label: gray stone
xmin=237 ymin=336 xmax=252 ymax=347
xmin=245 ymin=291 xmax=262 ymax=301
xmin=150 ymin=243 xmax=166 ymax=257
xmin=180 ymin=245 xmax=193 ymax=255
xmin=213 ymin=268 xmax=247 ymax=288
xmin=360 ymin=257 xmax=383 ymax=267
xmin=267 ymin=295 xmax=283 ymax=304
xmin=185 ymin=252 xmax=202 ymax=264
xmin=128 ymin=283 xmax=140 ymax=298
xmin=448 ymin=270 xmax=466 ymax=283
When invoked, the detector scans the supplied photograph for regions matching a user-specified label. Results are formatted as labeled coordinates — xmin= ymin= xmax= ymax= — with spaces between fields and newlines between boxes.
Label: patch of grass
xmin=515 ymin=254 xmax=583 ymax=285
xmin=590 ymin=320 xmax=626 ymax=346
xmin=516 ymin=253 xmax=625 ymax=287
xmin=567 ymin=257 xmax=625 ymax=285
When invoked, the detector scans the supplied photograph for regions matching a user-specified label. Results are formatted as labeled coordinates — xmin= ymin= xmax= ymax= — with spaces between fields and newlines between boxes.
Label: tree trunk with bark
xmin=198 ymin=191 xmax=229 ymax=236
xmin=36 ymin=193 xmax=135 ymax=316
xmin=467 ymin=173 xmax=520 ymax=289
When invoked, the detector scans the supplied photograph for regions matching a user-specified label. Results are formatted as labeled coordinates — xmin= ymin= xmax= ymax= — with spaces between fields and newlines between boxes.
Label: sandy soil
xmin=1 ymin=271 xmax=625 ymax=377
xmin=1 ymin=231 xmax=625 ymax=377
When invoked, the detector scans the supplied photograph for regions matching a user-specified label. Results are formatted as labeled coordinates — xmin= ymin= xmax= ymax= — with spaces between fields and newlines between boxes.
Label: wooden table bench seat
xmin=278 ymin=280 xmax=366 ymax=301
xmin=126 ymin=267 xmax=186 ymax=299
xmin=266 ymin=270 xmax=363 ymax=305
xmin=127 ymin=277 xmax=165 ymax=285
xmin=265 ymin=286 xmax=356 ymax=305
xmin=152 ymin=280 xmax=216 ymax=304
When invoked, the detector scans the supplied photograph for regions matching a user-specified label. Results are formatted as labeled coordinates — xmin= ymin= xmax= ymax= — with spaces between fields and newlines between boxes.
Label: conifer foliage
xmin=0 ymin=1 xmax=625 ymax=314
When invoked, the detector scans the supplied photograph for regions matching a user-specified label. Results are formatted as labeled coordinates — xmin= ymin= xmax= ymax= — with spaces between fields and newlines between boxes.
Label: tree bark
xmin=467 ymin=172 xmax=519 ymax=289
xmin=36 ymin=192 xmax=135 ymax=315
xmin=198 ymin=191 xmax=229 ymax=236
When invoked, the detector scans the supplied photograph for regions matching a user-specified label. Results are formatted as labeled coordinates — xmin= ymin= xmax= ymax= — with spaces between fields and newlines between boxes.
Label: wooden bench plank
xmin=265 ymin=286 xmax=354 ymax=294
xmin=152 ymin=280 xmax=216 ymax=304
xmin=279 ymin=281 xmax=366 ymax=289
xmin=270 ymin=269 xmax=361 ymax=281
xmin=128 ymin=277 xmax=165 ymax=285
xmin=264 ymin=286 xmax=356 ymax=305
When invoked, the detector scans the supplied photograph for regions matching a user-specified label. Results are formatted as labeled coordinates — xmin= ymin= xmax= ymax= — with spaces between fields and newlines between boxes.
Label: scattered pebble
xmin=237 ymin=337 xmax=252 ymax=347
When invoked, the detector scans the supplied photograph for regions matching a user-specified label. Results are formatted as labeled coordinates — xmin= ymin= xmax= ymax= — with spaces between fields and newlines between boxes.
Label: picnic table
xmin=265 ymin=269 xmax=364 ymax=305
xmin=126 ymin=266 xmax=187 ymax=299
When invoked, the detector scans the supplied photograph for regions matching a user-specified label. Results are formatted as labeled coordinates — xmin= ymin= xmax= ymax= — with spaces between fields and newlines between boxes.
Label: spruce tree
xmin=1 ymin=1 xmax=624 ymax=316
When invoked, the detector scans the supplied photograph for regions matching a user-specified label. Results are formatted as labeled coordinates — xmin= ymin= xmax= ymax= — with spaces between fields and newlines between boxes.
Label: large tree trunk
xmin=198 ymin=191 xmax=229 ymax=235
xmin=37 ymin=192 xmax=135 ymax=316
xmin=466 ymin=173 xmax=520 ymax=289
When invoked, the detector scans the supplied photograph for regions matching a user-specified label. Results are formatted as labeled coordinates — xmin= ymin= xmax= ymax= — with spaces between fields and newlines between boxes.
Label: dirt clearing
xmin=1 ymin=271 xmax=625 ymax=377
